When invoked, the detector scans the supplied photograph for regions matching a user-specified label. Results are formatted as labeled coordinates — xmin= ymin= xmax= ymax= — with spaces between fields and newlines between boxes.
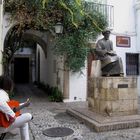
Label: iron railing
xmin=84 ymin=2 xmax=114 ymax=28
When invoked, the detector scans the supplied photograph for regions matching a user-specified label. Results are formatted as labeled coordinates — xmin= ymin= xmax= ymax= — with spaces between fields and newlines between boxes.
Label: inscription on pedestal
xmin=118 ymin=84 xmax=128 ymax=88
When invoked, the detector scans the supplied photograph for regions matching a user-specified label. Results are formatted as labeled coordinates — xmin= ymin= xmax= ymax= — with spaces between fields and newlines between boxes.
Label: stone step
xmin=67 ymin=108 xmax=140 ymax=132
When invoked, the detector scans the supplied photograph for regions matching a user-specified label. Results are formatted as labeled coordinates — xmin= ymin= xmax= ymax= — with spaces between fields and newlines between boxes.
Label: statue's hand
xmin=107 ymin=51 xmax=116 ymax=56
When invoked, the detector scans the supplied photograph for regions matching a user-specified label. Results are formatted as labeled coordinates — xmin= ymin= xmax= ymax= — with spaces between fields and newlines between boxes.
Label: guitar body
xmin=8 ymin=100 xmax=21 ymax=117
xmin=0 ymin=100 xmax=21 ymax=128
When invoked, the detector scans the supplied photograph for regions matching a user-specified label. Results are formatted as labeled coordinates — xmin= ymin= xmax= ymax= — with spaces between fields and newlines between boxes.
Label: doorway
xmin=14 ymin=57 xmax=30 ymax=83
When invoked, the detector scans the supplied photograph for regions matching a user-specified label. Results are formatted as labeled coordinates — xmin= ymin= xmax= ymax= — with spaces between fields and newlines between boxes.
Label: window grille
xmin=126 ymin=53 xmax=139 ymax=75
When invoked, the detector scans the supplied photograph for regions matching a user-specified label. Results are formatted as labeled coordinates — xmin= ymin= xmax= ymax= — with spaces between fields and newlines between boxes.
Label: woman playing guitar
xmin=0 ymin=75 xmax=33 ymax=140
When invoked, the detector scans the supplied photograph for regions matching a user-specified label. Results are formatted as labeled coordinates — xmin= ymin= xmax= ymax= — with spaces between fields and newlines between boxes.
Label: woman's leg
xmin=6 ymin=113 xmax=32 ymax=140
xmin=20 ymin=123 xmax=30 ymax=140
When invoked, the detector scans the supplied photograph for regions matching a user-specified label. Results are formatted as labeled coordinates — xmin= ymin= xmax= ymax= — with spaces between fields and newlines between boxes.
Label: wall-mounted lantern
xmin=54 ymin=22 xmax=63 ymax=34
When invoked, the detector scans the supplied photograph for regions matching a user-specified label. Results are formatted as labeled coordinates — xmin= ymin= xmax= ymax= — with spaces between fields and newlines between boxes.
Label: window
xmin=126 ymin=53 xmax=139 ymax=75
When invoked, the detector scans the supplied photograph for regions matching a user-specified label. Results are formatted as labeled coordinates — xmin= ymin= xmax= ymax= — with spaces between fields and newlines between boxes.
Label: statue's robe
xmin=95 ymin=38 xmax=123 ymax=76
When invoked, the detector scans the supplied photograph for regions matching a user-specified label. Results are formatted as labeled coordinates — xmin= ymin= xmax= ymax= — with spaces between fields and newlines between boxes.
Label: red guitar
xmin=0 ymin=99 xmax=30 ymax=128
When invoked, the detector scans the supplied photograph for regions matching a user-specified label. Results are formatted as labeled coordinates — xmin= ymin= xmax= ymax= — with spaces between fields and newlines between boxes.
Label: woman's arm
xmin=0 ymin=100 xmax=16 ymax=122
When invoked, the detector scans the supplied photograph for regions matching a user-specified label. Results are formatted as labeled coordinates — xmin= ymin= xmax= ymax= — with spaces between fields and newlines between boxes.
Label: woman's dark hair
xmin=0 ymin=75 xmax=14 ymax=91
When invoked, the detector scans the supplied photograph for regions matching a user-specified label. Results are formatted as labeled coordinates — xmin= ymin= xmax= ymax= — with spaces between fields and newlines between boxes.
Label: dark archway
xmin=14 ymin=57 xmax=30 ymax=83
xmin=3 ymin=24 xmax=49 ymax=76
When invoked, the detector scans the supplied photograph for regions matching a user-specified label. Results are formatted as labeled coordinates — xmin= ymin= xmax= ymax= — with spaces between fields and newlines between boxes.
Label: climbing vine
xmin=4 ymin=0 xmax=108 ymax=72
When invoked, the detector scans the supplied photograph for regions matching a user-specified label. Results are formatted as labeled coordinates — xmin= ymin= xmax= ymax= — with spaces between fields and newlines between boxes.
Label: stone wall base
xmin=88 ymin=77 xmax=138 ymax=116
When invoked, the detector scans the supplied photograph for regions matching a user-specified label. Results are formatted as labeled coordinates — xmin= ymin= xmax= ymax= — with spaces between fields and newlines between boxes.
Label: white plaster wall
xmin=38 ymin=42 xmax=88 ymax=102
xmin=37 ymin=44 xmax=57 ymax=87
xmin=3 ymin=14 xmax=14 ymax=44
xmin=107 ymin=0 xmax=140 ymax=95
xmin=67 ymin=63 xmax=87 ymax=102
xmin=134 ymin=0 xmax=140 ymax=96
xmin=135 ymin=7 xmax=140 ymax=52
xmin=0 ymin=1 xmax=3 ymax=75
xmin=108 ymin=0 xmax=135 ymax=33
xmin=0 ymin=2 xmax=2 ymax=47
xmin=2 ymin=13 xmax=14 ymax=77
xmin=37 ymin=44 xmax=65 ymax=93
xmin=15 ymin=48 xmax=33 ymax=55
xmin=37 ymin=45 xmax=47 ymax=84
xmin=90 ymin=0 xmax=136 ymax=77
xmin=107 ymin=0 xmax=136 ymax=59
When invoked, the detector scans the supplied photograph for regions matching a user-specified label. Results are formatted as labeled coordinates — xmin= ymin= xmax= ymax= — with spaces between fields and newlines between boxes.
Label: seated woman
xmin=95 ymin=30 xmax=124 ymax=76
xmin=0 ymin=75 xmax=33 ymax=140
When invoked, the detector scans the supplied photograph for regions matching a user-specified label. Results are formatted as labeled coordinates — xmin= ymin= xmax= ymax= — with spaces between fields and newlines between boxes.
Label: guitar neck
xmin=13 ymin=102 xmax=30 ymax=112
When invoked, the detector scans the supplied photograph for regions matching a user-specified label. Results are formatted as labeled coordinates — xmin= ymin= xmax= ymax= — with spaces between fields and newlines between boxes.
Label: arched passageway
xmin=3 ymin=25 xmax=48 ymax=84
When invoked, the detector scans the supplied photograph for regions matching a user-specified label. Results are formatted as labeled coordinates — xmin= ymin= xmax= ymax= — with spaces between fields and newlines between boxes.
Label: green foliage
xmin=48 ymin=87 xmax=63 ymax=102
xmin=54 ymin=33 xmax=88 ymax=72
xmin=35 ymin=82 xmax=63 ymax=102
xmin=53 ymin=4 xmax=107 ymax=72
xmin=4 ymin=0 xmax=108 ymax=72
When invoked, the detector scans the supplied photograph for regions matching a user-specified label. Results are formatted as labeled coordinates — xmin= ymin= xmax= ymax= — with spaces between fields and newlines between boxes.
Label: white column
xmin=134 ymin=1 xmax=140 ymax=52
xmin=0 ymin=0 xmax=3 ymax=75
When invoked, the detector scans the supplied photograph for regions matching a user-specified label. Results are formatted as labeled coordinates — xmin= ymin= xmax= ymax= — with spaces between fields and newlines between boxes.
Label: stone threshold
xmin=66 ymin=108 xmax=140 ymax=132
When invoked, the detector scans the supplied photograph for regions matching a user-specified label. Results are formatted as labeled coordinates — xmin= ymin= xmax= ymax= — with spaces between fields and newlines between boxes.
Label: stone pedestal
xmin=88 ymin=77 xmax=138 ymax=116
xmin=90 ymin=60 xmax=102 ymax=77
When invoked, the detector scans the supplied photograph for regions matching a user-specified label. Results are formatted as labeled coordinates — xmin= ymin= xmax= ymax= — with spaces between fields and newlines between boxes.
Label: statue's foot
xmin=102 ymin=74 xmax=110 ymax=77
xmin=102 ymin=73 xmax=124 ymax=77
xmin=120 ymin=73 xmax=124 ymax=77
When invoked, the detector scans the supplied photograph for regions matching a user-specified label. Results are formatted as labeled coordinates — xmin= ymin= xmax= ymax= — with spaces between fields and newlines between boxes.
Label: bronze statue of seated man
xmin=95 ymin=30 xmax=124 ymax=76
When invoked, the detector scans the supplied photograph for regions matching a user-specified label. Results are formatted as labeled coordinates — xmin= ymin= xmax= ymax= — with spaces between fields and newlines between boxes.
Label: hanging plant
xmin=4 ymin=0 xmax=108 ymax=72
xmin=52 ymin=1 xmax=107 ymax=72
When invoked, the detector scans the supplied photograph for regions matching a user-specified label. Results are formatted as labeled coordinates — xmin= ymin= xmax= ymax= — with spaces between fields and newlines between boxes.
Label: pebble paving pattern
xmin=4 ymin=84 xmax=140 ymax=140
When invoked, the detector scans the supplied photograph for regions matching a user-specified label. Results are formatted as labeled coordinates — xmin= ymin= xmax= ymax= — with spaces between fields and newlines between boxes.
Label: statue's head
xmin=102 ymin=30 xmax=111 ymax=40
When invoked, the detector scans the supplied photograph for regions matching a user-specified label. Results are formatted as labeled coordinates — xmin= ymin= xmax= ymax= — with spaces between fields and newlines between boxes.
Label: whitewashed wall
xmin=107 ymin=0 xmax=140 ymax=95
xmin=0 ymin=1 xmax=3 ymax=75
xmin=64 ymin=65 xmax=87 ymax=102
xmin=106 ymin=0 xmax=136 ymax=71
xmin=3 ymin=14 xmax=15 ymax=44
xmin=134 ymin=0 xmax=140 ymax=95
xmin=37 ymin=43 xmax=88 ymax=102
xmin=37 ymin=44 xmax=57 ymax=87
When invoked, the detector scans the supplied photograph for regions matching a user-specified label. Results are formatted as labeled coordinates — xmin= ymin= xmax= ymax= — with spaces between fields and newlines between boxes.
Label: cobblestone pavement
xmin=4 ymin=84 xmax=140 ymax=140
